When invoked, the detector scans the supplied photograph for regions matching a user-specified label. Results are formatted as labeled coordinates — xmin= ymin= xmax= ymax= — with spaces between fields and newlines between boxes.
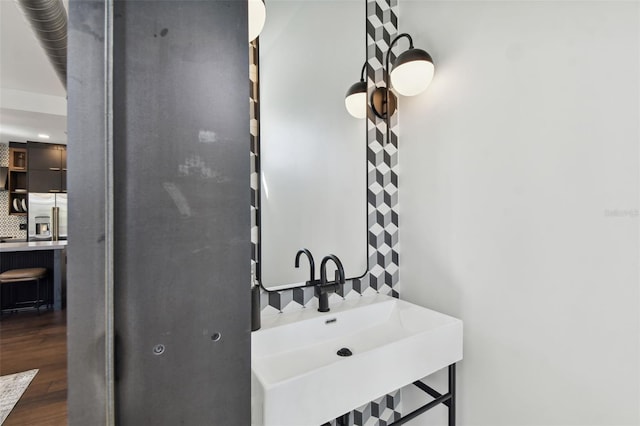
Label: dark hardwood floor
xmin=0 ymin=310 xmax=67 ymax=425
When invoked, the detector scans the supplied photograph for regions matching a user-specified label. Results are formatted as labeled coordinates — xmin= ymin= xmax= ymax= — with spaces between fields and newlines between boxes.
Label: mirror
xmin=259 ymin=0 xmax=367 ymax=290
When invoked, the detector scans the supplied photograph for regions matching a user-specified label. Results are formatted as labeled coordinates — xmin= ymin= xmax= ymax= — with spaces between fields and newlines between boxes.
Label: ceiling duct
xmin=15 ymin=0 xmax=67 ymax=89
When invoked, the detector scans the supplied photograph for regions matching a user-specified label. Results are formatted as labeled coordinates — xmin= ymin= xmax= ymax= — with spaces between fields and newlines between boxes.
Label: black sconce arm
xmin=385 ymin=33 xmax=414 ymax=92
xmin=379 ymin=33 xmax=418 ymax=145
xmin=358 ymin=61 xmax=367 ymax=83
xmin=371 ymin=34 xmax=414 ymax=124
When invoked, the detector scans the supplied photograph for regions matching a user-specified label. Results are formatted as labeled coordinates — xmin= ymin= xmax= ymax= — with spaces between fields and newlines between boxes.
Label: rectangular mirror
xmin=258 ymin=0 xmax=367 ymax=290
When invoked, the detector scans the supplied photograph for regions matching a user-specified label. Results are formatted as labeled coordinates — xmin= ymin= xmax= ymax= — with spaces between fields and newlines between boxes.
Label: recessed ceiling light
xmin=38 ymin=134 xmax=50 ymax=139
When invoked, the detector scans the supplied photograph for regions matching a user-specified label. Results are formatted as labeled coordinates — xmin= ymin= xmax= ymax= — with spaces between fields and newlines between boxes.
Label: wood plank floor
xmin=0 ymin=310 xmax=67 ymax=425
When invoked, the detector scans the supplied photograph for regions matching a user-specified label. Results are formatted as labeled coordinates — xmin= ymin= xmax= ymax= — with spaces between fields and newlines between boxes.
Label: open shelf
xmin=8 ymin=147 xmax=28 ymax=216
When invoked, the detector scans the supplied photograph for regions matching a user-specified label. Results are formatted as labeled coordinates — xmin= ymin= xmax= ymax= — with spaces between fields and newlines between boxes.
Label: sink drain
xmin=337 ymin=347 xmax=353 ymax=357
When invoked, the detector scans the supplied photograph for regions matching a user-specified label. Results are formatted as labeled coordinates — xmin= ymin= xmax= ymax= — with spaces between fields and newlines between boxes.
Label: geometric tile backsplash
xmin=0 ymin=144 xmax=27 ymax=239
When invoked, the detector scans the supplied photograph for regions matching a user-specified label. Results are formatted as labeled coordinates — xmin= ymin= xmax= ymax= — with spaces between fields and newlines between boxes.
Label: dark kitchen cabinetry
xmin=29 ymin=170 xmax=63 ymax=193
xmin=8 ymin=145 xmax=28 ymax=216
xmin=29 ymin=145 xmax=60 ymax=170
xmin=0 ymin=250 xmax=55 ymax=311
xmin=27 ymin=142 xmax=67 ymax=193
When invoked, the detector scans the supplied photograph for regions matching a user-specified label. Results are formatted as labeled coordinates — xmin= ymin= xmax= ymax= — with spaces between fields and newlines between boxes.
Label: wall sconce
xmin=372 ymin=33 xmax=434 ymax=119
xmin=345 ymin=62 xmax=368 ymax=119
xmin=345 ymin=33 xmax=434 ymax=144
xmin=249 ymin=0 xmax=266 ymax=42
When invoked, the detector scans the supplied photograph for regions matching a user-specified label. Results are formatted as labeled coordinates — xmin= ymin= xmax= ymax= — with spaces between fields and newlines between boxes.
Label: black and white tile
xmin=250 ymin=40 xmax=260 ymax=289
xmin=365 ymin=0 xmax=399 ymax=300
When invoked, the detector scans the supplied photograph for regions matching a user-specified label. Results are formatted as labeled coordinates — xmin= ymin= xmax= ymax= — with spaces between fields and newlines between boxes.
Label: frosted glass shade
xmin=390 ymin=48 xmax=434 ymax=96
xmin=249 ymin=0 xmax=266 ymax=42
xmin=344 ymin=81 xmax=367 ymax=118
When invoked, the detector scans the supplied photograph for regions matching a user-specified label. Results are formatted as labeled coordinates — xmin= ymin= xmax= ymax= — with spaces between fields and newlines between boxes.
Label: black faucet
xmin=316 ymin=254 xmax=345 ymax=312
xmin=295 ymin=248 xmax=317 ymax=286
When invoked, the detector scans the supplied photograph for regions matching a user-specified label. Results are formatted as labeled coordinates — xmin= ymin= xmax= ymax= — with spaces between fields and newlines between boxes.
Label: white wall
xmin=398 ymin=1 xmax=639 ymax=425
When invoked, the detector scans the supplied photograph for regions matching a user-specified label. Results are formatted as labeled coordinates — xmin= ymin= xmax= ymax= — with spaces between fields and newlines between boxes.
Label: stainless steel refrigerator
xmin=28 ymin=193 xmax=67 ymax=241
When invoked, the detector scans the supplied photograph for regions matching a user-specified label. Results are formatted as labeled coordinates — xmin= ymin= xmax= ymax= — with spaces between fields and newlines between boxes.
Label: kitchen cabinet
xmin=8 ymin=146 xmax=28 ymax=216
xmin=27 ymin=142 xmax=67 ymax=193
xmin=29 ymin=145 xmax=61 ymax=170
xmin=0 ymin=242 xmax=67 ymax=311
xmin=61 ymin=148 xmax=67 ymax=170
xmin=29 ymin=170 xmax=64 ymax=193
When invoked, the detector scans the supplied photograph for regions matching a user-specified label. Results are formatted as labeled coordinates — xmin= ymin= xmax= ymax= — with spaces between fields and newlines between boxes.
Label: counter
xmin=0 ymin=240 xmax=67 ymax=252
xmin=0 ymin=240 xmax=67 ymax=310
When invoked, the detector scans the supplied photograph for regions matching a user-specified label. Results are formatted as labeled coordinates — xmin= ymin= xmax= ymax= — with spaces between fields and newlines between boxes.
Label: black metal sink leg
xmin=389 ymin=363 xmax=457 ymax=426
xmin=328 ymin=363 xmax=457 ymax=426
xmin=448 ymin=363 xmax=456 ymax=426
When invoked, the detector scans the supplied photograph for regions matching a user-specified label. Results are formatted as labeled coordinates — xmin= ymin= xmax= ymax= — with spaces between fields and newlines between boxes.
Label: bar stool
xmin=0 ymin=268 xmax=48 ymax=314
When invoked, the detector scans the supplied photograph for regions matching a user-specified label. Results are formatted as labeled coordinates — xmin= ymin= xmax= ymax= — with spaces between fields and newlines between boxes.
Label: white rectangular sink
xmin=251 ymin=294 xmax=463 ymax=426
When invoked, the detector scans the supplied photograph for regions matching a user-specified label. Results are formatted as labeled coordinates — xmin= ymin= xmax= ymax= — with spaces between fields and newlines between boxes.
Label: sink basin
xmin=251 ymin=294 xmax=463 ymax=426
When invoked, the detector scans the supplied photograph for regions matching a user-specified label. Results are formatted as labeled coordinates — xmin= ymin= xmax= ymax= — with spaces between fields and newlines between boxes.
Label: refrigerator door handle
xmin=52 ymin=207 xmax=60 ymax=241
